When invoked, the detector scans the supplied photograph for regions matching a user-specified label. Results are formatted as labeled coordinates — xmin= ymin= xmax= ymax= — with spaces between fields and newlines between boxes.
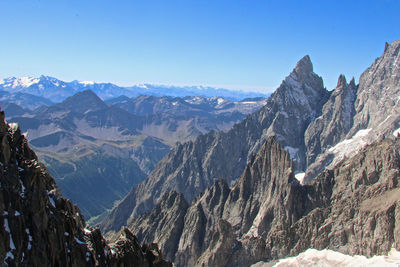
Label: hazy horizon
xmin=1 ymin=0 xmax=399 ymax=93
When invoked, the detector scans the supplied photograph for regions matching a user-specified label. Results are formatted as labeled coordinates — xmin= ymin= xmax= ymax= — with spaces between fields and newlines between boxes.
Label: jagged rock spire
xmin=337 ymin=74 xmax=347 ymax=88
xmin=294 ymin=55 xmax=313 ymax=77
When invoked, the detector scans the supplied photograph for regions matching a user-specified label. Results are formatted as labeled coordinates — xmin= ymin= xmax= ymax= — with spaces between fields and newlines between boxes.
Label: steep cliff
xmin=305 ymin=39 xmax=400 ymax=181
xmin=0 ymin=111 xmax=172 ymax=266
xmin=127 ymin=136 xmax=400 ymax=267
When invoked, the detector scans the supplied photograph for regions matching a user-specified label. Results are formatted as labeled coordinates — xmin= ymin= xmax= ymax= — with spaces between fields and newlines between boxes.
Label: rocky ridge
xmin=0 ymin=111 xmax=172 ymax=266
xmin=125 ymin=136 xmax=400 ymax=266
xmin=304 ymin=39 xmax=400 ymax=181
xmin=100 ymin=55 xmax=330 ymax=233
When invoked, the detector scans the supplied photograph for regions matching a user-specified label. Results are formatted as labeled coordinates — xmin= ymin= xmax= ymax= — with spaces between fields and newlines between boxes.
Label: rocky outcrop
xmin=260 ymin=137 xmax=400 ymax=260
xmin=127 ymin=191 xmax=189 ymax=262
xmin=305 ymin=75 xmax=357 ymax=166
xmin=174 ymin=179 xmax=231 ymax=266
xmin=350 ymin=39 xmax=400 ymax=137
xmin=0 ymin=111 xmax=172 ymax=266
xmin=305 ymin=39 xmax=400 ymax=181
xmin=123 ymin=135 xmax=400 ymax=267
xmin=100 ymin=55 xmax=330 ymax=233
xmin=217 ymin=138 xmax=400 ymax=265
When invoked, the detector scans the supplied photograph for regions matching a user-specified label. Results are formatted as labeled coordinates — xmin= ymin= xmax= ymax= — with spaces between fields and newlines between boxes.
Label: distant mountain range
xmin=0 ymin=76 xmax=269 ymax=106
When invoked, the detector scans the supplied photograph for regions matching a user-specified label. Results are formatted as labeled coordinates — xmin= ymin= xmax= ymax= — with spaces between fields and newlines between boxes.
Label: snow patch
xmin=16 ymin=77 xmax=40 ymax=87
xmin=294 ymin=172 xmax=305 ymax=184
xmin=329 ymin=128 xmax=372 ymax=160
xmin=217 ymin=97 xmax=225 ymax=105
xmin=393 ymin=127 xmax=400 ymax=137
xmin=9 ymin=122 xmax=19 ymax=132
xmin=79 ymin=81 xmax=95 ymax=86
xmin=26 ymin=228 xmax=32 ymax=250
xmin=4 ymin=219 xmax=16 ymax=250
xmin=135 ymin=83 xmax=148 ymax=89
xmin=49 ymin=196 xmax=56 ymax=208
xmin=252 ymin=247 xmax=400 ymax=267
xmin=5 ymin=251 xmax=14 ymax=260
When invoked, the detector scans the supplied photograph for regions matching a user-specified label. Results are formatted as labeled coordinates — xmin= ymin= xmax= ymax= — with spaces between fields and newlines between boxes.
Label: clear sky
xmin=0 ymin=0 xmax=399 ymax=93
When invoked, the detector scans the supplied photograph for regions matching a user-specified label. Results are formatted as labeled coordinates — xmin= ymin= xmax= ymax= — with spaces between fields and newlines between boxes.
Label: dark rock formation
xmin=127 ymin=136 xmax=400 ymax=267
xmin=0 ymin=111 xmax=172 ymax=266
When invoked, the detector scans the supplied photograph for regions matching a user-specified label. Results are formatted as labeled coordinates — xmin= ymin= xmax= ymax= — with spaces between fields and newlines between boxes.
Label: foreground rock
xmin=0 ymin=111 xmax=172 ymax=266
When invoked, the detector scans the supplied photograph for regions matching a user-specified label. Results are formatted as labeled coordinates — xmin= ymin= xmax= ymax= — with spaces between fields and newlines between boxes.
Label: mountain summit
xmin=56 ymin=89 xmax=108 ymax=114
xmin=294 ymin=55 xmax=314 ymax=80
xmin=100 ymin=55 xmax=330 ymax=232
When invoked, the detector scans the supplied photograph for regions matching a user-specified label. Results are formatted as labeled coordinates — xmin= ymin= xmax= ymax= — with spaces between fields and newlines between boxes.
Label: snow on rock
xmin=328 ymin=128 xmax=372 ymax=164
xmin=4 ymin=218 xmax=16 ymax=250
xmin=15 ymin=77 xmax=40 ymax=88
xmin=294 ymin=172 xmax=305 ymax=184
xmin=9 ymin=122 xmax=19 ymax=132
xmin=393 ymin=127 xmax=400 ymax=137
xmin=79 ymin=81 xmax=95 ymax=86
xmin=251 ymin=248 xmax=400 ymax=267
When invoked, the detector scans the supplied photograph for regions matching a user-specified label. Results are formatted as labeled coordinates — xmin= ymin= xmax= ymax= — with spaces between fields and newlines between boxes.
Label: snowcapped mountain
xmin=0 ymin=76 xmax=269 ymax=103
xmin=0 ymin=76 xmax=74 ymax=102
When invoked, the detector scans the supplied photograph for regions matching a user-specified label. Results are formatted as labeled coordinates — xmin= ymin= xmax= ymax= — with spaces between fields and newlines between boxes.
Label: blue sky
xmin=0 ymin=0 xmax=399 ymax=92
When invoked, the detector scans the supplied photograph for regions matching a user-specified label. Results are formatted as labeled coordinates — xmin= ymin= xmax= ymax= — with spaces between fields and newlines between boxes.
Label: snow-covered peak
xmin=79 ymin=81 xmax=95 ymax=86
xmin=134 ymin=83 xmax=149 ymax=89
xmin=184 ymin=96 xmax=205 ymax=104
xmin=2 ymin=77 xmax=40 ymax=88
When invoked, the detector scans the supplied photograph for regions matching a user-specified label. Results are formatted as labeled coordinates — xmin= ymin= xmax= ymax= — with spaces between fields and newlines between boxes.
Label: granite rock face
xmin=305 ymin=75 xmax=357 ymax=166
xmin=0 ymin=111 xmax=172 ymax=266
xmin=127 ymin=136 xmax=400 ymax=267
xmin=100 ymin=55 xmax=330 ymax=233
xmin=350 ymin=39 xmax=400 ymax=137
xmin=127 ymin=191 xmax=189 ymax=262
xmin=305 ymin=39 xmax=400 ymax=181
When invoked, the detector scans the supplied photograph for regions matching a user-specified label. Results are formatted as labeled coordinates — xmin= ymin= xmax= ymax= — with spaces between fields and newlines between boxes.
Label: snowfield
xmin=251 ymin=248 xmax=400 ymax=267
